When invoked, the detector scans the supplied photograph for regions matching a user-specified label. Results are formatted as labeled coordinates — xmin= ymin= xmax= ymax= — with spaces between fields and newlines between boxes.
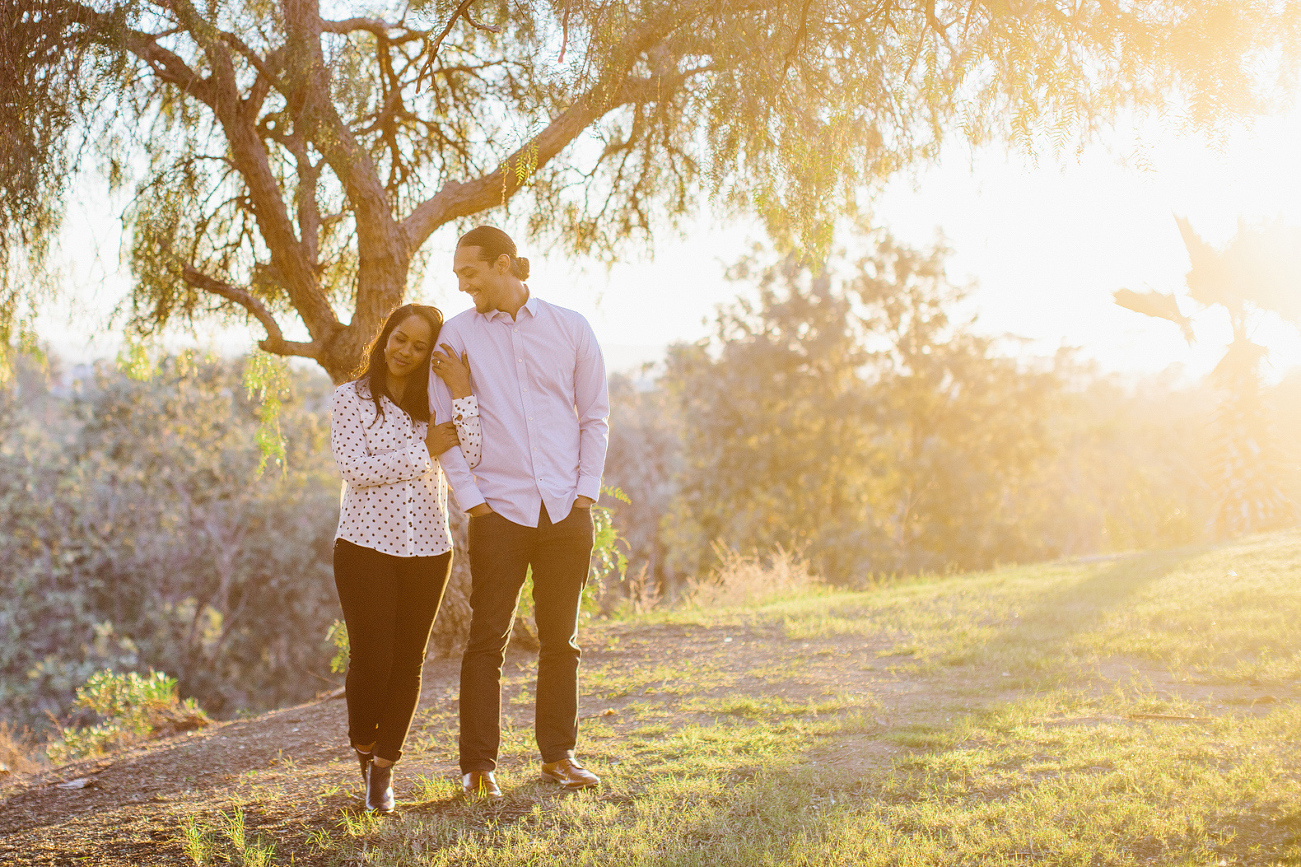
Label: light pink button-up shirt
xmin=429 ymin=295 xmax=610 ymax=527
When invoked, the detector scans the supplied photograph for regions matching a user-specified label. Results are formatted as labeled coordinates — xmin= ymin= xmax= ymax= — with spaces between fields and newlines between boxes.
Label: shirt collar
xmin=483 ymin=287 xmax=538 ymax=322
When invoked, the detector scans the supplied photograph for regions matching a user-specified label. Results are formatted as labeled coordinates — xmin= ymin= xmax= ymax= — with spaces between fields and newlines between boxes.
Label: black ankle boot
xmin=354 ymin=748 xmax=373 ymax=787
xmin=366 ymin=762 xmax=395 ymax=814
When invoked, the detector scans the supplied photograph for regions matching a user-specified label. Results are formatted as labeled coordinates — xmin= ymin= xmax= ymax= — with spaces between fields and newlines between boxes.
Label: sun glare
xmin=477 ymin=104 xmax=1301 ymax=381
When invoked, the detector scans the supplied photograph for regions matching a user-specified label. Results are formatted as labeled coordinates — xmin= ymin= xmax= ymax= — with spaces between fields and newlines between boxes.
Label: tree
xmin=663 ymin=246 xmax=882 ymax=581
xmin=1115 ymin=217 xmax=1301 ymax=537
xmin=854 ymin=236 xmax=1060 ymax=570
xmin=661 ymin=232 xmax=1061 ymax=581
xmin=3 ymin=0 xmax=1299 ymax=380
xmin=602 ymin=371 xmax=682 ymax=598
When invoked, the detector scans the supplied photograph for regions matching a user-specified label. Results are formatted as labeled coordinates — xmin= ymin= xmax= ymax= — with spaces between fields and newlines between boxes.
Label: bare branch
xmin=321 ymin=16 xmax=397 ymax=37
xmin=181 ymin=264 xmax=321 ymax=359
xmin=402 ymin=7 xmax=709 ymax=249
xmin=428 ymin=0 xmax=479 ymax=58
xmin=421 ymin=0 xmax=501 ymax=83
xmin=779 ymin=0 xmax=816 ymax=78
xmin=925 ymin=0 xmax=956 ymax=54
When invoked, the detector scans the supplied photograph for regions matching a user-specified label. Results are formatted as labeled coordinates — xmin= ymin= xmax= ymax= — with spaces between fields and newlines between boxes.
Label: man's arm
xmin=427 ymin=323 xmax=487 ymax=513
xmin=573 ymin=319 xmax=610 ymax=506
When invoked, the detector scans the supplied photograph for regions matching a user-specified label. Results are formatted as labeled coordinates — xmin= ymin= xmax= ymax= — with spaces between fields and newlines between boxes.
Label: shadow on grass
xmin=955 ymin=546 xmax=1208 ymax=685
xmin=318 ymin=727 xmax=1301 ymax=867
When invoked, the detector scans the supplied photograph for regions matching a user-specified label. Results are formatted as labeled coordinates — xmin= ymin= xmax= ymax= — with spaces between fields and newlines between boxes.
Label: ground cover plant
xmin=1 ymin=532 xmax=1299 ymax=865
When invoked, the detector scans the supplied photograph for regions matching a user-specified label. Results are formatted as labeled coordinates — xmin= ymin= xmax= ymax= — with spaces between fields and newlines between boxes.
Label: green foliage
xmin=601 ymin=374 xmax=682 ymax=598
xmin=662 ymin=231 xmax=1060 ymax=582
xmin=325 ymin=620 xmax=349 ymax=676
xmin=590 ymin=484 xmax=632 ymax=586
xmin=625 ymin=228 xmax=1301 ymax=587
xmin=114 ymin=336 xmax=157 ymax=382
xmin=180 ymin=808 xmax=277 ymax=867
xmin=0 ymin=352 xmax=340 ymax=730
xmin=242 ymin=352 xmax=291 ymax=475
xmin=47 ymin=669 xmax=209 ymax=763
xmin=5 ymin=0 xmax=1301 ymax=382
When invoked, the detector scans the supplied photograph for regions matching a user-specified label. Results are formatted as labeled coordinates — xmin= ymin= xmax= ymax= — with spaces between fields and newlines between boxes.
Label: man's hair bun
xmin=458 ymin=225 xmax=530 ymax=280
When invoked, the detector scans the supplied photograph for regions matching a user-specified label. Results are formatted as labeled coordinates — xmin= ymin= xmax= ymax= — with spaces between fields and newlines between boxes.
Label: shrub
xmin=47 ymin=670 xmax=209 ymax=764
xmin=684 ymin=545 xmax=820 ymax=609
xmin=0 ymin=722 xmax=38 ymax=776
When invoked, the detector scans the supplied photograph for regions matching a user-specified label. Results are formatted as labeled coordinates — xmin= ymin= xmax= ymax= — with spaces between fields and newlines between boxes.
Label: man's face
xmin=453 ymin=244 xmax=508 ymax=314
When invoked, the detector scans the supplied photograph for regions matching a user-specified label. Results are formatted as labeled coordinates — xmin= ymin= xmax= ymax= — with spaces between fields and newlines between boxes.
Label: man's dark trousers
xmin=459 ymin=504 xmax=594 ymax=773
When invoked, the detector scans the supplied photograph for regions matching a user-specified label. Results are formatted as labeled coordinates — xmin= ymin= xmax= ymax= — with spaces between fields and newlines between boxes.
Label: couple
xmin=329 ymin=225 xmax=610 ymax=813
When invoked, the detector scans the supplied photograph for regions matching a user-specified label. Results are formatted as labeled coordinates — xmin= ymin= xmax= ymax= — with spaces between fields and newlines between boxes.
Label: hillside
xmin=2 ymin=534 xmax=1300 ymax=866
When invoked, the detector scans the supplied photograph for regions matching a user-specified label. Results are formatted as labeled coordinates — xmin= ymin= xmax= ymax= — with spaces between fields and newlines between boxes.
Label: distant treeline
xmin=604 ymin=235 xmax=1301 ymax=590
xmin=4 ymin=235 xmax=1300 ymax=732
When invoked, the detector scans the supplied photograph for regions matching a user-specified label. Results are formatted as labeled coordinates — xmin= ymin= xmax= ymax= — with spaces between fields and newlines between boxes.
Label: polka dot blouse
xmin=331 ymin=380 xmax=482 ymax=558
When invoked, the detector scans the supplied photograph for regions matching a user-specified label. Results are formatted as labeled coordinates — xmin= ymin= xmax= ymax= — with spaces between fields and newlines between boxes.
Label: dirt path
xmin=0 ymin=619 xmax=895 ymax=865
xmin=1 ymin=616 xmax=1290 ymax=866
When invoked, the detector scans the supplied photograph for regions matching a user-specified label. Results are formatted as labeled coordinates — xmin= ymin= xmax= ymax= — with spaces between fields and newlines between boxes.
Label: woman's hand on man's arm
xmin=425 ymin=421 xmax=461 ymax=455
xmin=431 ymin=344 xmax=473 ymax=399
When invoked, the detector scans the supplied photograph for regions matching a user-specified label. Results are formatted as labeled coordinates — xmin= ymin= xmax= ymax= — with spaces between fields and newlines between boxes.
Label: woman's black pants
xmin=333 ymin=539 xmax=452 ymax=763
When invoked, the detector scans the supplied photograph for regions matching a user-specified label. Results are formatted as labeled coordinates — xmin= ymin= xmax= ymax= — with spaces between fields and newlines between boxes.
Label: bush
xmin=0 ymin=353 xmax=340 ymax=730
xmin=47 ymin=670 xmax=209 ymax=764
xmin=684 ymin=545 xmax=820 ymax=609
xmin=0 ymin=722 xmax=38 ymax=776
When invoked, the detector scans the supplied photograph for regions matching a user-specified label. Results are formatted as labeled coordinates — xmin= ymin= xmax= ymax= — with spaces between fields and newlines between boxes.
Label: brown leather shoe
xmin=461 ymin=770 xmax=503 ymax=800
xmin=540 ymin=758 xmax=600 ymax=789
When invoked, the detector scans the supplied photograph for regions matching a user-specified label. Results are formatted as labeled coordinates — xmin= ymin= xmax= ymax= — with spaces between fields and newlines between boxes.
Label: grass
xmin=181 ymin=807 xmax=278 ymax=866
xmin=185 ymin=531 xmax=1301 ymax=865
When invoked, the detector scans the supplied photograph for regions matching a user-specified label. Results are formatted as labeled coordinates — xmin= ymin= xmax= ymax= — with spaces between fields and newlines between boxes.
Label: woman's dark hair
xmin=458 ymin=225 xmax=530 ymax=280
xmin=351 ymin=303 xmax=443 ymax=424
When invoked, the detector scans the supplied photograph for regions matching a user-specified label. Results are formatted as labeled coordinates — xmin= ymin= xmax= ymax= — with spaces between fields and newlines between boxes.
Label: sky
xmin=489 ymin=109 xmax=1301 ymax=380
xmin=37 ymin=105 xmax=1301 ymax=381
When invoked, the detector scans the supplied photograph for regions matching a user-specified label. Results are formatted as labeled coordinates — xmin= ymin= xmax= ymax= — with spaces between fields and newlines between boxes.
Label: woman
xmin=330 ymin=303 xmax=480 ymax=814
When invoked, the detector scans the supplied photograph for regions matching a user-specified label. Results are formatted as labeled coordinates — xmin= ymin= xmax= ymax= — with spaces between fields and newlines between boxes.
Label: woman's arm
xmin=331 ymin=385 xmax=431 ymax=488
xmin=431 ymin=345 xmax=482 ymax=468
xmin=450 ymin=396 xmax=482 ymax=468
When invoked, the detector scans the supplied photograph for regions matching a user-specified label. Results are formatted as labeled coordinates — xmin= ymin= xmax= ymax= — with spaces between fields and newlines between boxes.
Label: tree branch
xmin=925 ymin=0 xmax=956 ymax=55
xmin=320 ymin=16 xmax=397 ymax=37
xmin=402 ymin=8 xmax=706 ymax=250
xmin=59 ymin=1 xmax=219 ymax=107
xmin=181 ymin=264 xmax=322 ymax=359
xmin=779 ymin=0 xmax=816 ymax=79
xmin=429 ymin=0 xmax=480 ymax=57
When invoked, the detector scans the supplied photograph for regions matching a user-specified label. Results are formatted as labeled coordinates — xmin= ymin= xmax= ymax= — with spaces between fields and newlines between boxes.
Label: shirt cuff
xmin=451 ymin=394 xmax=478 ymax=420
xmin=576 ymin=477 xmax=601 ymax=503
xmin=454 ymin=485 xmax=486 ymax=513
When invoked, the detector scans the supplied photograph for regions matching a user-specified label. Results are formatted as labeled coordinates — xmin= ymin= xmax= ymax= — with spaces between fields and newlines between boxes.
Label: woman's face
xmin=384 ymin=314 xmax=434 ymax=381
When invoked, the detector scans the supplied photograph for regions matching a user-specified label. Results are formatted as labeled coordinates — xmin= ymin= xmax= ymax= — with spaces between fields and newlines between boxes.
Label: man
xmin=428 ymin=225 xmax=610 ymax=799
